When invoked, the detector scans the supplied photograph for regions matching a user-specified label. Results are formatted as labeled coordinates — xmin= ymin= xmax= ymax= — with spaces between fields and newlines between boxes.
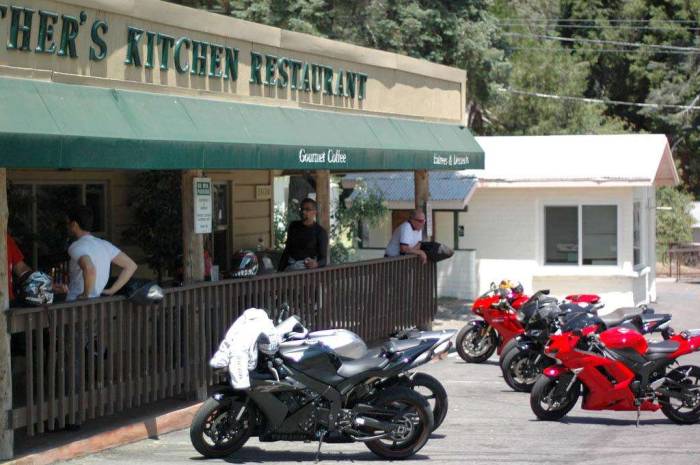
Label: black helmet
xmin=128 ymin=281 xmax=164 ymax=306
xmin=232 ymin=250 xmax=259 ymax=278
xmin=511 ymin=281 xmax=524 ymax=295
xmin=21 ymin=271 xmax=54 ymax=306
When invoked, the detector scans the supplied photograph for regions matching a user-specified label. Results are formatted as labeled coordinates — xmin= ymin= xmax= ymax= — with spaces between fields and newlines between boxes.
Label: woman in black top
xmin=278 ymin=198 xmax=329 ymax=271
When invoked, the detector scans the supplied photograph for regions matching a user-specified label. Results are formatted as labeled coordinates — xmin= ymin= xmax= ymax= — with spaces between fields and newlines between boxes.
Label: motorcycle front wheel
xmin=660 ymin=365 xmax=700 ymax=425
xmin=365 ymin=387 xmax=434 ymax=459
xmin=456 ymin=324 xmax=497 ymax=363
xmin=530 ymin=375 xmax=580 ymax=421
xmin=401 ymin=372 xmax=448 ymax=430
xmin=498 ymin=338 xmax=519 ymax=367
xmin=190 ymin=396 xmax=253 ymax=458
xmin=502 ymin=346 xmax=551 ymax=393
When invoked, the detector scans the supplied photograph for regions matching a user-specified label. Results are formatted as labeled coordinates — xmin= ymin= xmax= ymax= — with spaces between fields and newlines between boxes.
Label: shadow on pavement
xmin=529 ymin=416 xmax=671 ymax=426
xmin=187 ymin=447 xmax=430 ymax=463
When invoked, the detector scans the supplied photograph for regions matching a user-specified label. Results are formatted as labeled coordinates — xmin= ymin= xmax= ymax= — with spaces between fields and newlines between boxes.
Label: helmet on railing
xmin=231 ymin=250 xmax=259 ymax=278
xmin=21 ymin=271 xmax=54 ymax=306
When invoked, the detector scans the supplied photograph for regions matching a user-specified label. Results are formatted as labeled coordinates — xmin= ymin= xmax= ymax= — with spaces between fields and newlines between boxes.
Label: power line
xmin=503 ymin=32 xmax=700 ymax=52
xmin=499 ymin=18 xmax=700 ymax=25
xmin=506 ymin=46 xmax=698 ymax=55
xmin=499 ymin=22 xmax=700 ymax=32
xmin=497 ymin=87 xmax=700 ymax=112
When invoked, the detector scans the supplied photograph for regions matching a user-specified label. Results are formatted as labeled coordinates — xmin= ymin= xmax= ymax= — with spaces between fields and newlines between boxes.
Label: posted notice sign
xmin=194 ymin=177 xmax=213 ymax=234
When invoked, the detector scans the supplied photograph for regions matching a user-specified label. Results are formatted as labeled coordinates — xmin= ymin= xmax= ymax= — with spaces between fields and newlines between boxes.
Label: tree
xmin=656 ymin=186 xmax=694 ymax=260
xmin=122 ymin=171 xmax=183 ymax=282
xmin=332 ymin=180 xmax=388 ymax=263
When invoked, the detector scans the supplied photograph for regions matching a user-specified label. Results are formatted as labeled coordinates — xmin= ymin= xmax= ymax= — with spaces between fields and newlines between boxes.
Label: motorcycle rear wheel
xmin=660 ymin=365 xmax=700 ymax=425
xmin=502 ymin=347 xmax=551 ymax=393
xmin=401 ymin=372 xmax=448 ymax=430
xmin=530 ymin=375 xmax=580 ymax=421
xmin=190 ymin=396 xmax=253 ymax=458
xmin=365 ymin=387 xmax=434 ymax=459
xmin=456 ymin=324 xmax=497 ymax=363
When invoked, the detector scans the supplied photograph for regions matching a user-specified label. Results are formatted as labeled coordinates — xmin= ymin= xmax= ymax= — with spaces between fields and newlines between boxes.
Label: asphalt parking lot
xmin=61 ymin=281 xmax=700 ymax=465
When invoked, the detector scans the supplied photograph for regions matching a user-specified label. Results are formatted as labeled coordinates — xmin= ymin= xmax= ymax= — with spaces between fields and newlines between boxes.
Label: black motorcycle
xmin=500 ymin=301 xmax=672 ymax=393
xmin=190 ymin=330 xmax=443 ymax=459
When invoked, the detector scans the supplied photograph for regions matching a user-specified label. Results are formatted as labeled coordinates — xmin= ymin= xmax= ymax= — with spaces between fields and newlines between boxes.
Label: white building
xmin=345 ymin=134 xmax=679 ymax=311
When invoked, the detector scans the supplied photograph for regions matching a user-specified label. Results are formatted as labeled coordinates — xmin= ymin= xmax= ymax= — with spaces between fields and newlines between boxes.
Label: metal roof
xmin=344 ymin=172 xmax=478 ymax=206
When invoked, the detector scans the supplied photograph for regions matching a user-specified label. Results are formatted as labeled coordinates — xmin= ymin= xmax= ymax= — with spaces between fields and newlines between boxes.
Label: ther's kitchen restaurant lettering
xmin=0 ymin=3 xmax=369 ymax=100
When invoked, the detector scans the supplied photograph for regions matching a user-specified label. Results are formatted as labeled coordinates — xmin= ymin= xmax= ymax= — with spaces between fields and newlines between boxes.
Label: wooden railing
xmin=6 ymin=256 xmax=436 ymax=435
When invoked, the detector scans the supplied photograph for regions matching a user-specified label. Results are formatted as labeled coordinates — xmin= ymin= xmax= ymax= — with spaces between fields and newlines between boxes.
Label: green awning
xmin=0 ymin=77 xmax=484 ymax=171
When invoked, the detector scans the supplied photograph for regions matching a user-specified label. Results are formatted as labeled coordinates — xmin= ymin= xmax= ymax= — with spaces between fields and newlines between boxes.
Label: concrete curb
xmin=6 ymin=402 xmax=203 ymax=465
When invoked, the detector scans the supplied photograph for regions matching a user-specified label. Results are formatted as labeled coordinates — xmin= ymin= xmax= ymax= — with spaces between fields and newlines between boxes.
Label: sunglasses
xmin=412 ymin=218 xmax=426 ymax=223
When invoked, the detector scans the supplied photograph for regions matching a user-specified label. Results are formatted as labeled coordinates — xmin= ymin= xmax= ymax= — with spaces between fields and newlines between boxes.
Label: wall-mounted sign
xmin=256 ymin=185 xmax=272 ymax=200
xmin=0 ymin=4 xmax=369 ymax=100
xmin=194 ymin=177 xmax=212 ymax=234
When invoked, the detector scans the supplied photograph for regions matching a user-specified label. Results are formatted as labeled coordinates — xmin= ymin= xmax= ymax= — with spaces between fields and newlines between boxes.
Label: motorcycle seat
xmin=337 ymin=354 xmax=389 ymax=378
xmin=645 ymin=340 xmax=680 ymax=354
xmin=382 ymin=338 xmax=423 ymax=355
xmin=601 ymin=307 xmax=642 ymax=327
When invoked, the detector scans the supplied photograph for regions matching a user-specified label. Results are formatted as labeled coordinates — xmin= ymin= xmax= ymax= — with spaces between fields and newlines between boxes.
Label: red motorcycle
xmin=456 ymin=283 xmax=599 ymax=363
xmin=531 ymin=313 xmax=700 ymax=424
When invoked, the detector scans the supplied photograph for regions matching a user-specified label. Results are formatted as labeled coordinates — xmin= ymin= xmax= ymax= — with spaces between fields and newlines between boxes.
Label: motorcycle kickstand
xmin=635 ymin=402 xmax=641 ymax=428
xmin=315 ymin=428 xmax=327 ymax=463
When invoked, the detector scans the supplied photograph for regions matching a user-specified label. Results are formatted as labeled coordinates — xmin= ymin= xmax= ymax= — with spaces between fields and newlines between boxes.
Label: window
xmin=633 ymin=202 xmax=641 ymax=266
xmin=8 ymin=182 xmax=108 ymax=269
xmin=545 ymin=205 xmax=618 ymax=266
xmin=545 ymin=207 xmax=578 ymax=264
xmin=582 ymin=206 xmax=617 ymax=265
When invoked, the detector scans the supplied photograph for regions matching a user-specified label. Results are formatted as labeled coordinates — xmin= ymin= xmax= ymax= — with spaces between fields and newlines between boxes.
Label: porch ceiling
xmin=0 ymin=77 xmax=484 ymax=171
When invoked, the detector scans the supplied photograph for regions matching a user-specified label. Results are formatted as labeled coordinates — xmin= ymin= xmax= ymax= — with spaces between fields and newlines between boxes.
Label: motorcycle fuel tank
xmin=600 ymin=326 xmax=648 ymax=355
xmin=304 ymin=329 xmax=368 ymax=359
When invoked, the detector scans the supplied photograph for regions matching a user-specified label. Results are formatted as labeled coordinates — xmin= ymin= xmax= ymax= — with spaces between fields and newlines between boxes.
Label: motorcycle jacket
xmin=210 ymin=308 xmax=281 ymax=389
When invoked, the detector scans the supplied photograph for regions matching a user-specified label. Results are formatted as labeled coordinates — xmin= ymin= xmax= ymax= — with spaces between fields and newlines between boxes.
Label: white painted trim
xmin=540 ymin=198 xmax=622 ymax=269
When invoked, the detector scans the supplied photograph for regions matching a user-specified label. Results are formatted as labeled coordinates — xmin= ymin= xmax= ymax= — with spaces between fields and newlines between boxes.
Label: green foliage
xmin=122 ymin=171 xmax=183 ymax=282
xmin=331 ymin=181 xmax=388 ymax=263
xmin=273 ymin=199 xmax=300 ymax=250
xmin=656 ymin=186 xmax=694 ymax=260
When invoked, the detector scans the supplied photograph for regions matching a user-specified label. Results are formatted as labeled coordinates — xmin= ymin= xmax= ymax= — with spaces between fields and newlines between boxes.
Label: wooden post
xmin=0 ymin=168 xmax=13 ymax=459
xmin=414 ymin=169 xmax=432 ymax=330
xmin=315 ymin=170 xmax=331 ymax=261
xmin=181 ymin=170 xmax=205 ymax=284
xmin=414 ymin=169 xmax=430 ymax=240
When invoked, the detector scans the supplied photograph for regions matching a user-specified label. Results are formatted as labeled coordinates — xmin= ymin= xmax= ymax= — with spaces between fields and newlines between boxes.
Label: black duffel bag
xmin=420 ymin=241 xmax=455 ymax=262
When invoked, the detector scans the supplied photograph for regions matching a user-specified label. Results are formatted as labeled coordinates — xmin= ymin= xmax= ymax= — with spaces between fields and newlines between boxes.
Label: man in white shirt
xmin=65 ymin=205 xmax=138 ymax=301
xmin=385 ymin=208 xmax=428 ymax=264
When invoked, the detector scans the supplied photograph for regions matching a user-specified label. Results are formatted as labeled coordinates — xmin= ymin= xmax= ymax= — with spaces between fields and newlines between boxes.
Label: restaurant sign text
xmin=0 ymin=4 xmax=369 ymax=100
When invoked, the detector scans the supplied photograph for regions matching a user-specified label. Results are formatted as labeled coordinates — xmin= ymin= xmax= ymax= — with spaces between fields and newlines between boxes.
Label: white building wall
xmin=459 ymin=186 xmax=652 ymax=312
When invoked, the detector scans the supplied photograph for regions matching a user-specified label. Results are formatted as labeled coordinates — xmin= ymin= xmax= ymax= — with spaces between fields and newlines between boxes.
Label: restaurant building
xmin=0 ymin=0 xmax=483 ymax=456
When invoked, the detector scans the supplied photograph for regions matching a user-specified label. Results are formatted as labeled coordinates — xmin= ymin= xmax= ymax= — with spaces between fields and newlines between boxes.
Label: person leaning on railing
xmin=384 ymin=208 xmax=428 ymax=264
xmin=60 ymin=205 xmax=138 ymax=301
xmin=278 ymin=198 xmax=328 ymax=271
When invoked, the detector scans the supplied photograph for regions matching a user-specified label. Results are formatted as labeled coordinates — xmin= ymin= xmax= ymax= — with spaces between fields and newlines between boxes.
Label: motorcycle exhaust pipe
xmin=353 ymin=416 xmax=392 ymax=431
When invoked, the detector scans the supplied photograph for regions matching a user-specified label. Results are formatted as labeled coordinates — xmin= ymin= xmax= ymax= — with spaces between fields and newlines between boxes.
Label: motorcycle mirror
xmin=490 ymin=282 xmax=497 ymax=292
xmin=277 ymin=303 xmax=290 ymax=324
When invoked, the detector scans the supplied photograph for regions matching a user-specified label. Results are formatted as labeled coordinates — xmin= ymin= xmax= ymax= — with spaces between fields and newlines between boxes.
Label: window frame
xmin=633 ymin=201 xmax=642 ymax=268
xmin=10 ymin=181 xmax=110 ymax=269
xmin=542 ymin=202 xmax=620 ymax=267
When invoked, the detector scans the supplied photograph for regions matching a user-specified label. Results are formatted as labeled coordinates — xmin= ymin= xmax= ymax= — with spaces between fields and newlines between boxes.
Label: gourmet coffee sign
xmin=0 ymin=4 xmax=369 ymax=100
